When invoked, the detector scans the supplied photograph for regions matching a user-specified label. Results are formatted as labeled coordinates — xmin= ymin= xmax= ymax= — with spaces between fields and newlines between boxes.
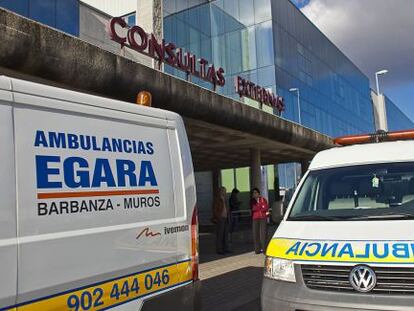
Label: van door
xmin=13 ymin=93 xmax=183 ymax=310
xmin=0 ymin=101 xmax=17 ymax=308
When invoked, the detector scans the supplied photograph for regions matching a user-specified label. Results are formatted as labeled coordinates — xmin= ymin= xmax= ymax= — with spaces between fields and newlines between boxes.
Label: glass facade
xmin=163 ymin=0 xmax=377 ymax=136
xmin=0 ymin=0 xmax=79 ymax=36
xmin=164 ymin=0 xmax=277 ymax=114
xmin=385 ymin=95 xmax=414 ymax=131
xmin=271 ymin=0 xmax=374 ymax=136
xmin=163 ymin=0 xmax=387 ymax=190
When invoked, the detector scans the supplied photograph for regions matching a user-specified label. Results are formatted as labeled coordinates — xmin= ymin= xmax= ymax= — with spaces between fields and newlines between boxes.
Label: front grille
xmin=302 ymin=264 xmax=414 ymax=295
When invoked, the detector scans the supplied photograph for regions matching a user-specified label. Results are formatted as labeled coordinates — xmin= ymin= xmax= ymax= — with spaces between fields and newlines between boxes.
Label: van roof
xmin=0 ymin=76 xmax=182 ymax=122
xmin=309 ymin=140 xmax=414 ymax=171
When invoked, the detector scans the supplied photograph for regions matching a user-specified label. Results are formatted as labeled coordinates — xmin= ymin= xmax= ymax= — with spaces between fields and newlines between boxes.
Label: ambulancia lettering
xmin=267 ymin=238 xmax=414 ymax=263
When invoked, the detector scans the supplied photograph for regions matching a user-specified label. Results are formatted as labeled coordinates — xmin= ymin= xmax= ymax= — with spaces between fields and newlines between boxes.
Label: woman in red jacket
xmin=250 ymin=187 xmax=269 ymax=254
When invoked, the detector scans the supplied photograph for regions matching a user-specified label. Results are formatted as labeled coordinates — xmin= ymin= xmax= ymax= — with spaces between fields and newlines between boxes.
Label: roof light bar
xmin=334 ymin=129 xmax=414 ymax=146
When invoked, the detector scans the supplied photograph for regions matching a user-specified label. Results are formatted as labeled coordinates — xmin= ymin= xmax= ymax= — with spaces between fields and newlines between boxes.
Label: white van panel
xmin=12 ymin=98 xmax=186 ymax=303
xmin=166 ymin=119 xmax=196 ymax=262
xmin=167 ymin=127 xmax=186 ymax=219
xmin=15 ymin=108 xmax=177 ymax=234
xmin=0 ymin=103 xmax=17 ymax=308
xmin=0 ymin=76 xmax=197 ymax=310
xmin=8 ymin=77 xmax=169 ymax=121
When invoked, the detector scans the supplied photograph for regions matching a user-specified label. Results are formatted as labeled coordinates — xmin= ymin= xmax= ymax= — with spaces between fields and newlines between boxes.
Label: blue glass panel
xmin=254 ymin=0 xmax=271 ymax=23
xmin=56 ymin=0 xmax=79 ymax=36
xmin=199 ymin=5 xmax=211 ymax=36
xmin=200 ymin=36 xmax=212 ymax=60
xmin=229 ymin=31 xmax=242 ymax=74
xmin=128 ymin=15 xmax=136 ymax=26
xmin=175 ymin=17 xmax=189 ymax=46
xmin=223 ymin=0 xmax=238 ymax=20
xmin=257 ymin=65 xmax=276 ymax=88
xmin=239 ymin=0 xmax=254 ymax=26
xmin=0 ymin=0 xmax=29 ymax=16
xmin=385 ymin=95 xmax=414 ymax=131
xmin=210 ymin=3 xmax=225 ymax=36
xmin=255 ymin=21 xmax=273 ymax=68
xmin=176 ymin=0 xmax=189 ymax=12
xmin=29 ymin=0 xmax=55 ymax=28
xmin=163 ymin=0 xmax=175 ymax=15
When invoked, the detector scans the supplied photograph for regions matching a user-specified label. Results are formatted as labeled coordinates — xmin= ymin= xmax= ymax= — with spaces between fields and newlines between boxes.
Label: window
xmin=288 ymin=162 xmax=414 ymax=221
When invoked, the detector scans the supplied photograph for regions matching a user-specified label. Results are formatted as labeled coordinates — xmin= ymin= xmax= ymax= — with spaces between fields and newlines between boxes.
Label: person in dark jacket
xmin=229 ymin=188 xmax=241 ymax=234
xmin=250 ymin=187 xmax=269 ymax=254
xmin=212 ymin=186 xmax=231 ymax=255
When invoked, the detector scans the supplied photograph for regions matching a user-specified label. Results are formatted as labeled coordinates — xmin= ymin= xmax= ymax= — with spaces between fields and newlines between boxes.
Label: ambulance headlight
xmin=264 ymin=257 xmax=296 ymax=282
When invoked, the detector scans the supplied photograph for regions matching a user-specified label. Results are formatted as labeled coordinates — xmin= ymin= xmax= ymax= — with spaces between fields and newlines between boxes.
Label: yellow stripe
xmin=17 ymin=261 xmax=192 ymax=311
xmin=266 ymin=238 xmax=414 ymax=263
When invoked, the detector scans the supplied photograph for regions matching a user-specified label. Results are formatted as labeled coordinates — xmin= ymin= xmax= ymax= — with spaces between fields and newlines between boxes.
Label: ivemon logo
xmin=136 ymin=227 xmax=161 ymax=239
xmin=164 ymin=225 xmax=189 ymax=235
xmin=349 ymin=265 xmax=377 ymax=293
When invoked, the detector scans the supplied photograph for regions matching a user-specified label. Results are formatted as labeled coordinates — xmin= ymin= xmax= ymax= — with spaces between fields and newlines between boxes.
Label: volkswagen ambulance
xmin=0 ymin=76 xmax=200 ymax=310
xmin=263 ymin=130 xmax=414 ymax=310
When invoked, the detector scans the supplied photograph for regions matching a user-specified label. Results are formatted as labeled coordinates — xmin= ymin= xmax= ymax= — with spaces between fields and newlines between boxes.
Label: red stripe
xmin=37 ymin=189 xmax=159 ymax=199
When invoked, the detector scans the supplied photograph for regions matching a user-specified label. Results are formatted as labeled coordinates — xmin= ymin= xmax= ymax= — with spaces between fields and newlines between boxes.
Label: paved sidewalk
xmin=198 ymin=228 xmax=273 ymax=311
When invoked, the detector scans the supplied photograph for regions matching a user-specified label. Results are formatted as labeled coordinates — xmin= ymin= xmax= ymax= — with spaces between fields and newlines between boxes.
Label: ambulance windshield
xmin=288 ymin=162 xmax=414 ymax=221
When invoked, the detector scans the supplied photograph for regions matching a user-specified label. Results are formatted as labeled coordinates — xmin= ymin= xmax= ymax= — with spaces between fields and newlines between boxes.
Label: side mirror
xmin=271 ymin=200 xmax=284 ymax=223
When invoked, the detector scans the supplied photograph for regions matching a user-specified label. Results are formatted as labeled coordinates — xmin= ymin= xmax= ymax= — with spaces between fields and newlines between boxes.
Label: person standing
xmin=229 ymin=188 xmax=241 ymax=234
xmin=212 ymin=186 xmax=231 ymax=255
xmin=250 ymin=187 xmax=269 ymax=254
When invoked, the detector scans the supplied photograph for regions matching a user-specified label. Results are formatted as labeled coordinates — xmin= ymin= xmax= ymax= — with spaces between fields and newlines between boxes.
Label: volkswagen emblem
xmin=349 ymin=265 xmax=377 ymax=293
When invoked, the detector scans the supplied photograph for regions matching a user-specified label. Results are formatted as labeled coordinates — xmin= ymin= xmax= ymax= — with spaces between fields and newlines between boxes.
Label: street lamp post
xmin=289 ymin=88 xmax=301 ymax=124
xmin=375 ymin=69 xmax=388 ymax=95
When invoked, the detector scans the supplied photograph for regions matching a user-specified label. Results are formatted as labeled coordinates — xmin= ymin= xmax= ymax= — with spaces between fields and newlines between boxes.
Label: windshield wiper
xmin=288 ymin=215 xmax=344 ymax=221
xmin=346 ymin=212 xmax=414 ymax=220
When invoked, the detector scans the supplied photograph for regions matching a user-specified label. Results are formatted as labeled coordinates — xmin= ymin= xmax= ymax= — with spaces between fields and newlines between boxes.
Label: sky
xmin=292 ymin=0 xmax=414 ymax=121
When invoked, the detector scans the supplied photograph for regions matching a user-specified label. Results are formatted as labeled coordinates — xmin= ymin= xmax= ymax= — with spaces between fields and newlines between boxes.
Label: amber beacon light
xmin=334 ymin=129 xmax=414 ymax=146
xmin=136 ymin=91 xmax=152 ymax=107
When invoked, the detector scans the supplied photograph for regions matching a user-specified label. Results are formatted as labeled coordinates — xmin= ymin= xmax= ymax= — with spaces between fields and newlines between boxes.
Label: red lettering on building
xmin=235 ymin=76 xmax=285 ymax=112
xmin=108 ymin=17 xmax=225 ymax=87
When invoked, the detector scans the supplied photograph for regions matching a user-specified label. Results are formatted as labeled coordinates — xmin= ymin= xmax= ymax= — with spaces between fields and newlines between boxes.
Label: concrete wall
xmin=79 ymin=2 xmax=152 ymax=67
xmin=81 ymin=0 xmax=136 ymax=16
xmin=371 ymin=90 xmax=388 ymax=131
xmin=136 ymin=0 xmax=163 ymax=70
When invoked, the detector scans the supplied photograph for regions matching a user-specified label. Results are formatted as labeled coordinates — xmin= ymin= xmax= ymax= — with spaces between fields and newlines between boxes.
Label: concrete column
xmin=212 ymin=169 xmax=221 ymax=196
xmin=371 ymin=90 xmax=388 ymax=131
xmin=136 ymin=0 xmax=163 ymax=69
xmin=250 ymin=148 xmax=262 ymax=192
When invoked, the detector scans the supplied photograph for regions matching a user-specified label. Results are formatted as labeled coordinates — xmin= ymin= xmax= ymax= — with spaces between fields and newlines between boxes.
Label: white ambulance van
xmin=262 ymin=131 xmax=414 ymax=311
xmin=0 ymin=76 xmax=200 ymax=310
